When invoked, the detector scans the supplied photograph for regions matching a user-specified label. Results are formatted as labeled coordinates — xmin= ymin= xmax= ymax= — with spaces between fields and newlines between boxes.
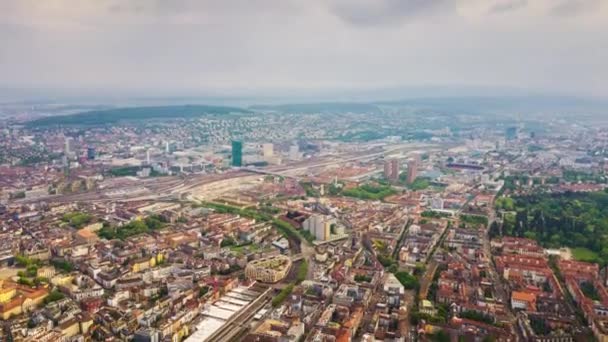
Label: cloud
xmin=328 ymin=0 xmax=450 ymax=27
xmin=0 ymin=0 xmax=606 ymax=98
xmin=550 ymin=0 xmax=601 ymax=16
xmin=488 ymin=0 xmax=528 ymax=14
xmin=103 ymin=0 xmax=303 ymax=17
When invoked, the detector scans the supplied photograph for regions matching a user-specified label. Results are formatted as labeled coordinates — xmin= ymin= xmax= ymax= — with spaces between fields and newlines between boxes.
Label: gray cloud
xmin=0 ymin=0 xmax=606 ymax=99
xmin=489 ymin=0 xmax=528 ymax=14
xmin=104 ymin=0 xmax=301 ymax=17
xmin=550 ymin=0 xmax=601 ymax=16
xmin=328 ymin=0 xmax=450 ymax=27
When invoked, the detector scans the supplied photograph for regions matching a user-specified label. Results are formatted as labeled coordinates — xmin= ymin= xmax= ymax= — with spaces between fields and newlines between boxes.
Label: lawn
xmin=571 ymin=247 xmax=599 ymax=263
xmin=229 ymin=244 xmax=264 ymax=255
xmin=342 ymin=184 xmax=396 ymax=200
xmin=406 ymin=177 xmax=430 ymax=190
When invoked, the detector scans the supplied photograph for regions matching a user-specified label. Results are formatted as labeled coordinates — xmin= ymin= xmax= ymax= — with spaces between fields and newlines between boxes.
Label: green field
xmin=342 ymin=184 xmax=396 ymax=200
xmin=228 ymin=244 xmax=267 ymax=256
xmin=571 ymin=247 xmax=599 ymax=263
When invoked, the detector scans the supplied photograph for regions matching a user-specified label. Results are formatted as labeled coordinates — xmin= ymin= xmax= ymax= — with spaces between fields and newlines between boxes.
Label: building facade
xmin=232 ymin=140 xmax=243 ymax=167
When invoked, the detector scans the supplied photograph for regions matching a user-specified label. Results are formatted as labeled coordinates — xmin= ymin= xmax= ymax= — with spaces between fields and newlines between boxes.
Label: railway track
xmin=204 ymin=287 xmax=272 ymax=342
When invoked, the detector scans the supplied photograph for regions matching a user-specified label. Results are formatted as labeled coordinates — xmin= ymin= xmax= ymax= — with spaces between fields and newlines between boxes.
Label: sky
xmin=1 ymin=0 xmax=607 ymax=100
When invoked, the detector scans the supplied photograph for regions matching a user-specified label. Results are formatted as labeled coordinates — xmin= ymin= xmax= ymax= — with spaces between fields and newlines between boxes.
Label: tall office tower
xmin=505 ymin=126 xmax=518 ymax=141
xmin=413 ymin=152 xmax=422 ymax=165
xmin=232 ymin=140 xmax=243 ymax=167
xmin=146 ymin=149 xmax=152 ymax=165
xmin=262 ymin=143 xmax=274 ymax=158
xmin=165 ymin=141 xmax=176 ymax=154
xmin=86 ymin=147 xmax=96 ymax=160
xmin=65 ymin=137 xmax=74 ymax=155
xmin=384 ymin=160 xmax=391 ymax=179
xmin=289 ymin=145 xmax=300 ymax=160
xmin=384 ymin=159 xmax=400 ymax=181
xmin=407 ymin=159 xmax=418 ymax=184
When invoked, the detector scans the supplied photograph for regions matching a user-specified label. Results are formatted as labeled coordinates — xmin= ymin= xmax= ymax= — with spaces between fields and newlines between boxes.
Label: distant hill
xmin=249 ymin=102 xmax=381 ymax=114
xmin=375 ymin=96 xmax=608 ymax=115
xmin=27 ymin=105 xmax=250 ymax=127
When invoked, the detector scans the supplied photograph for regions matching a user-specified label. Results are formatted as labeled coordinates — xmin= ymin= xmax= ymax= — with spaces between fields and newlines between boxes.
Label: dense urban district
xmin=1 ymin=103 xmax=608 ymax=342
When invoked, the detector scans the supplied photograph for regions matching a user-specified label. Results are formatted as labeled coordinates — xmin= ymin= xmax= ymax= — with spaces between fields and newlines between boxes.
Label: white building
xmin=430 ymin=197 xmax=444 ymax=210
xmin=383 ymin=273 xmax=405 ymax=296
xmin=262 ymin=143 xmax=274 ymax=158
xmin=65 ymin=137 xmax=74 ymax=155
xmin=289 ymin=145 xmax=300 ymax=160
xmin=303 ymin=215 xmax=336 ymax=241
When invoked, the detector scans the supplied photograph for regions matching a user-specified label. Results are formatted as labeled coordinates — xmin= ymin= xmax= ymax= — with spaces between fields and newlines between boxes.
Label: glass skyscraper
xmin=232 ymin=140 xmax=242 ymax=167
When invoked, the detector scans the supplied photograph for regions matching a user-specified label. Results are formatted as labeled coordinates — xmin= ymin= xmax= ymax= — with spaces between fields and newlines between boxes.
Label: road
xmin=418 ymin=261 xmax=438 ymax=301
xmin=483 ymin=206 xmax=518 ymax=333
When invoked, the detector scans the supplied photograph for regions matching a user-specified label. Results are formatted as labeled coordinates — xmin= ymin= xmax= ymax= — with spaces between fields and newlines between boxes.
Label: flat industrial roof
xmin=184 ymin=317 xmax=225 ymax=342
xmin=224 ymin=292 xmax=255 ymax=301
xmin=184 ymin=285 xmax=262 ymax=341
xmin=233 ymin=288 xmax=260 ymax=297
xmin=202 ymin=306 xmax=235 ymax=320
xmin=217 ymin=297 xmax=249 ymax=306
xmin=213 ymin=302 xmax=243 ymax=312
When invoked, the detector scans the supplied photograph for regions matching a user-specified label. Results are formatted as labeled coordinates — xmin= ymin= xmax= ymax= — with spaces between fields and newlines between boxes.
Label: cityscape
xmin=1 ymin=1 xmax=608 ymax=342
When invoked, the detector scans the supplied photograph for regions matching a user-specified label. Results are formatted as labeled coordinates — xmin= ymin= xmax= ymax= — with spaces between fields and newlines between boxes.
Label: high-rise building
xmin=384 ymin=159 xmax=400 ymax=181
xmin=232 ymin=140 xmax=243 ymax=167
xmin=289 ymin=145 xmax=300 ymax=160
xmin=165 ymin=141 xmax=176 ymax=154
xmin=303 ymin=215 xmax=336 ymax=241
xmin=65 ymin=137 xmax=74 ymax=155
xmin=413 ymin=152 xmax=422 ymax=165
xmin=146 ymin=149 xmax=152 ymax=165
xmin=86 ymin=147 xmax=96 ymax=160
xmin=506 ymin=127 xmax=518 ymax=141
xmin=384 ymin=160 xmax=391 ymax=180
xmin=262 ymin=143 xmax=274 ymax=158
xmin=407 ymin=159 xmax=417 ymax=184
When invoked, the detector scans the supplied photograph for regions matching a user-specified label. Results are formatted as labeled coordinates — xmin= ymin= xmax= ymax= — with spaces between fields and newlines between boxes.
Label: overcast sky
xmin=1 ymin=0 xmax=607 ymax=99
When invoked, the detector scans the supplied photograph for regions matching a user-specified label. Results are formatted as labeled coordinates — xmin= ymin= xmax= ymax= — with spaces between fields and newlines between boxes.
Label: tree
xmin=62 ymin=212 xmax=93 ymax=228
xmin=44 ymin=290 xmax=65 ymax=304
xmin=489 ymin=221 xmax=500 ymax=239
xmin=431 ymin=330 xmax=450 ymax=342
xmin=220 ymin=237 xmax=236 ymax=247
xmin=460 ymin=310 xmax=495 ymax=325
xmin=199 ymin=286 xmax=210 ymax=297
xmin=296 ymin=261 xmax=308 ymax=284
xmin=272 ymin=284 xmax=295 ymax=307
xmin=394 ymin=271 xmax=419 ymax=290
xmin=51 ymin=259 xmax=74 ymax=272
